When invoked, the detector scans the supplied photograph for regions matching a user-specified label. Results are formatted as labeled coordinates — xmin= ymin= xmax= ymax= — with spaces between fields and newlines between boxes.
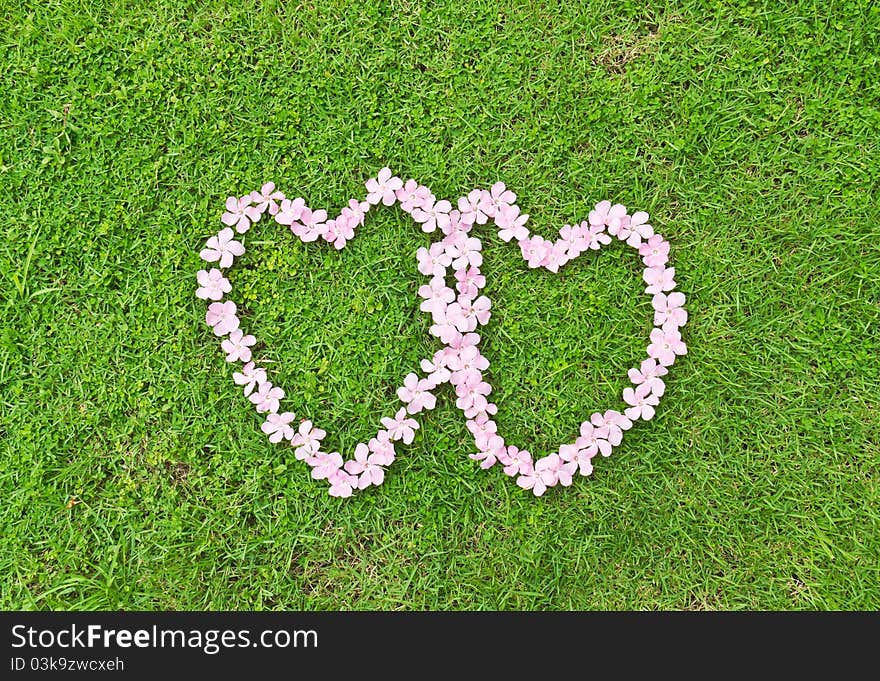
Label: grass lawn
xmin=1 ymin=0 xmax=878 ymax=610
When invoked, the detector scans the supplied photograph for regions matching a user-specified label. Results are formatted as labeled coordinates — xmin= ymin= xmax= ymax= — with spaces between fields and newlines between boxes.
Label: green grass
xmin=1 ymin=0 xmax=879 ymax=610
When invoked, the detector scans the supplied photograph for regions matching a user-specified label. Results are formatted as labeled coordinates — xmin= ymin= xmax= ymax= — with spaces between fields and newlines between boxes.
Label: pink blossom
xmin=291 ymin=206 xmax=327 ymax=242
xmin=558 ymin=223 xmax=587 ymax=259
xmin=538 ymin=454 xmax=577 ymax=488
xmin=647 ymin=327 xmax=687 ymax=366
xmin=416 ymin=243 xmax=452 ymax=277
xmin=623 ymin=384 xmax=660 ymax=421
xmin=196 ymin=268 xmax=231 ymax=301
xmin=200 ymin=228 xmax=245 ymax=268
xmin=221 ymin=329 xmax=256 ymax=362
xmin=455 ymin=266 xmax=486 ymax=298
xmin=443 ymin=209 xmax=473 ymax=236
xmin=643 ymin=266 xmax=677 ymax=294
xmin=561 ymin=443 xmax=596 ymax=476
xmin=365 ymin=167 xmax=403 ymax=206
xmin=344 ymin=443 xmax=386 ymax=488
xmin=396 ymin=179 xmax=431 ymax=213
xmin=653 ymin=292 xmax=688 ymax=329
xmin=248 ymin=381 xmax=284 ymax=414
xmin=627 ymin=358 xmax=669 ymax=396
xmin=275 ymin=197 xmax=305 ymax=225
xmin=589 ymin=200 xmax=627 ymax=232
xmin=420 ymin=352 xmax=452 ymax=385
xmin=428 ymin=311 xmax=460 ymax=344
xmin=446 ymin=295 xmax=491 ymax=332
xmin=576 ymin=422 xmax=612 ymax=457
xmin=448 ymin=345 xmax=490 ymax=386
xmin=205 ymin=300 xmax=240 ymax=336
xmin=470 ymin=434 xmax=504 ymax=469
xmin=221 ymin=195 xmax=261 ymax=233
xmin=458 ymin=189 xmax=489 ymax=225
xmin=341 ymin=198 xmax=370 ymax=227
xmin=311 ymin=451 xmax=343 ymax=480
xmin=418 ymin=276 xmax=456 ymax=320
xmin=503 ymin=446 xmax=532 ymax=477
xmin=397 ymin=373 xmax=436 ymax=414
xmin=495 ymin=204 xmax=529 ymax=242
xmin=327 ymin=468 xmax=356 ymax=498
xmin=480 ymin=181 xmax=516 ymax=218
xmin=368 ymin=430 xmax=396 ymax=466
xmin=251 ymin=182 xmax=285 ymax=216
xmin=454 ymin=374 xmax=491 ymax=416
xmin=447 ymin=236 xmax=483 ymax=271
xmin=520 ymin=235 xmax=552 ymax=268
xmin=616 ymin=210 xmax=653 ymax=246
xmin=412 ymin=197 xmax=452 ymax=233
xmin=292 ymin=420 xmax=326 ymax=461
xmin=380 ymin=408 xmax=419 ymax=444
xmin=543 ymin=241 xmax=570 ymax=273
xmin=322 ymin=216 xmax=355 ymax=250
xmin=261 ymin=411 xmax=296 ymax=443
xmin=639 ymin=234 xmax=670 ymax=267
xmin=232 ymin=362 xmax=267 ymax=397
xmin=590 ymin=410 xmax=633 ymax=446
xmin=581 ymin=221 xmax=611 ymax=250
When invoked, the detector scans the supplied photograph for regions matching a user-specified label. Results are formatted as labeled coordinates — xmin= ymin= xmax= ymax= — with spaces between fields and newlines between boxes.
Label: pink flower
xmin=467 ymin=413 xmax=497 ymax=445
xmin=520 ymin=235 xmax=552 ymax=268
xmin=221 ymin=329 xmax=256 ymax=362
xmin=196 ymin=268 xmax=231 ymax=301
xmin=248 ymin=381 xmax=284 ymax=414
xmin=639 ymin=234 xmax=670 ymax=267
xmin=381 ymin=408 xmax=419 ymax=444
xmin=539 ymin=454 xmax=577 ymax=488
xmin=397 ymin=373 xmax=436 ymax=414
xmin=396 ymin=179 xmax=431 ymax=213
xmin=583 ymin=221 xmax=612 ymax=250
xmin=311 ymin=451 xmax=343 ymax=480
xmin=543 ymin=241 xmax=570 ymax=273
xmin=455 ymin=266 xmax=486 ymax=298
xmin=558 ymin=224 xmax=587 ymax=259
xmin=291 ymin=206 xmax=327 ymax=242
xmin=470 ymin=434 xmax=504 ymax=469
xmin=221 ymin=195 xmax=261 ymax=233
xmin=652 ymin=292 xmax=687 ymax=329
xmin=344 ymin=443 xmax=386 ymax=488
xmin=623 ymin=383 xmax=660 ymax=421
xmin=416 ymin=243 xmax=452 ymax=277
xmin=446 ymin=295 xmax=491 ymax=332
xmin=443 ymin=209 xmax=473 ymax=236
xmin=448 ymin=345 xmax=489 ymax=386
xmin=503 ymin=446 xmax=532 ymax=477
xmin=446 ymin=236 xmax=483 ymax=271
xmin=516 ymin=462 xmax=546 ymax=496
xmin=418 ymin=276 xmax=456 ymax=320
xmin=275 ymin=197 xmax=305 ymax=225
xmin=322 ymin=216 xmax=355 ymax=250
xmin=458 ymin=189 xmax=489 ymax=225
xmin=495 ymin=204 xmax=529 ymax=242
xmin=342 ymin=198 xmax=370 ymax=227
xmin=261 ymin=411 xmax=296 ymax=443
xmin=616 ymin=210 xmax=653 ymax=246
xmin=292 ymin=420 xmax=326 ymax=461
xmin=327 ymin=468 xmax=356 ymax=498
xmin=590 ymin=410 xmax=633 ymax=446
xmin=205 ymin=300 xmax=239 ymax=336
xmin=200 ymin=228 xmax=245 ymax=268
xmin=428 ymin=311 xmax=460 ymax=344
xmin=576 ymin=422 xmax=612 ymax=457
xmin=232 ymin=362 xmax=267 ymax=397
xmin=480 ymin=181 xmax=516 ymax=218
xmin=561 ymin=443 xmax=595 ymax=476
xmin=647 ymin=327 xmax=687 ymax=366
xmin=420 ymin=352 xmax=452 ymax=385
xmin=627 ymin=358 xmax=669 ymax=396
xmin=251 ymin=182 xmax=285 ymax=216
xmin=589 ymin=200 xmax=627 ymax=232
xmin=368 ymin=430 xmax=395 ymax=466
xmin=455 ymin=374 xmax=491 ymax=416
xmin=412 ymin=197 xmax=452 ymax=233
xmin=643 ymin=266 xmax=677 ymax=294
xmin=365 ymin=167 xmax=403 ymax=206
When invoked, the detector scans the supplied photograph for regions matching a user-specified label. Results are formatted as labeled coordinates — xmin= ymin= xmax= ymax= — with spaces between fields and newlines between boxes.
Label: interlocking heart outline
xmin=197 ymin=168 xmax=687 ymax=497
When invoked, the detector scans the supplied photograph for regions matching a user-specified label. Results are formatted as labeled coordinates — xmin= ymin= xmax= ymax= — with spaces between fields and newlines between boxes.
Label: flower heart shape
xmin=197 ymin=168 xmax=687 ymax=497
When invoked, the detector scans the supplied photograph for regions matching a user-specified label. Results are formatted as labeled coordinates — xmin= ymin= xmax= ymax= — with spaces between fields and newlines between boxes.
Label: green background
xmin=1 ymin=0 xmax=878 ymax=609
